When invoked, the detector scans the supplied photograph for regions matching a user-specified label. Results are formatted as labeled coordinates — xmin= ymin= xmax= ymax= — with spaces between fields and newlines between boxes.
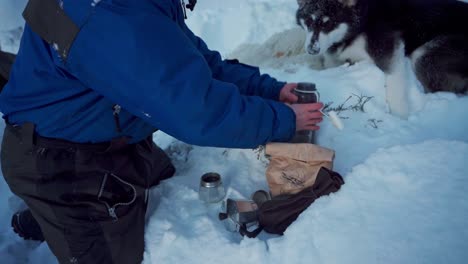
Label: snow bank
xmin=143 ymin=139 xmax=468 ymax=264
xmin=0 ymin=0 xmax=26 ymax=53
xmin=0 ymin=0 xmax=26 ymax=31
xmin=1 ymin=0 xmax=468 ymax=263
xmin=186 ymin=0 xmax=297 ymax=55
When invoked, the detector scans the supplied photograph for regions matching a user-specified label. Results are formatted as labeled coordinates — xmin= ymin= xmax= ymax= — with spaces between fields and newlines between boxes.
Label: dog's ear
xmin=337 ymin=0 xmax=358 ymax=7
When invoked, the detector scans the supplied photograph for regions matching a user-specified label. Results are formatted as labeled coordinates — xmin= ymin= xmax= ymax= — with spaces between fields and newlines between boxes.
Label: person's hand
xmin=288 ymin=102 xmax=324 ymax=131
xmin=279 ymin=83 xmax=299 ymax=104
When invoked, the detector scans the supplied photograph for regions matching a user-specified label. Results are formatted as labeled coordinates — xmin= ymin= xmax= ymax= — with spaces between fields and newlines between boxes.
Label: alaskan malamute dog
xmin=296 ymin=0 xmax=468 ymax=118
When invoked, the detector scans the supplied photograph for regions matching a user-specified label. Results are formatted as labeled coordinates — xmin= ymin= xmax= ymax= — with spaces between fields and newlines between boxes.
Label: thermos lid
xmin=200 ymin=172 xmax=222 ymax=188
xmin=295 ymin=82 xmax=317 ymax=93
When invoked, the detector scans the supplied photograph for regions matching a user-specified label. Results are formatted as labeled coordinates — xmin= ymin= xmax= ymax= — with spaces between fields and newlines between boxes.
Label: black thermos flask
xmin=290 ymin=82 xmax=320 ymax=144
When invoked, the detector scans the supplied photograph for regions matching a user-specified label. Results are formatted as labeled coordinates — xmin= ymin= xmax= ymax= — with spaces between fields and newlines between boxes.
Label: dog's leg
xmin=366 ymin=31 xmax=410 ymax=118
xmin=385 ymin=41 xmax=410 ymax=119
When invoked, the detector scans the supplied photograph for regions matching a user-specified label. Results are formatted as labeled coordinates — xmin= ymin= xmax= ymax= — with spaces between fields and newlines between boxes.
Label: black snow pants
xmin=1 ymin=122 xmax=175 ymax=264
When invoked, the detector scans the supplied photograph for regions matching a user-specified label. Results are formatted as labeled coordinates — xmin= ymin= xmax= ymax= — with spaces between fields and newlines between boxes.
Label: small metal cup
xmin=219 ymin=199 xmax=259 ymax=232
xmin=290 ymin=82 xmax=320 ymax=144
xmin=199 ymin=172 xmax=226 ymax=203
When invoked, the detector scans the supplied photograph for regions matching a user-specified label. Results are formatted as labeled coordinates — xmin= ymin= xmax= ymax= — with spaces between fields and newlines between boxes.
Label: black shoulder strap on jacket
xmin=186 ymin=0 xmax=197 ymax=11
xmin=0 ymin=50 xmax=16 ymax=92
xmin=22 ymin=0 xmax=80 ymax=61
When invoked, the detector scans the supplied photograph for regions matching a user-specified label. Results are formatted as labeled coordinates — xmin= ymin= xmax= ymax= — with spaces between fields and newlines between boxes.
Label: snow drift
xmin=1 ymin=0 xmax=467 ymax=263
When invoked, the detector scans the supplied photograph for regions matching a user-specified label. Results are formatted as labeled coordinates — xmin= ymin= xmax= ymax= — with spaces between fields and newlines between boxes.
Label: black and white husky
xmin=296 ymin=0 xmax=468 ymax=118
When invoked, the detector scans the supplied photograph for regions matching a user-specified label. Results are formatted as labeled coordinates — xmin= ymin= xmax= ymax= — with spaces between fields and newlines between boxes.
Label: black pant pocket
xmin=153 ymin=145 xmax=176 ymax=181
xmin=135 ymin=140 xmax=176 ymax=187
xmin=97 ymin=172 xmax=137 ymax=221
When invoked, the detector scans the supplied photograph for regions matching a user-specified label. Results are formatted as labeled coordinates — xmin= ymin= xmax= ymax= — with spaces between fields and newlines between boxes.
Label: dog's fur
xmin=296 ymin=0 xmax=468 ymax=118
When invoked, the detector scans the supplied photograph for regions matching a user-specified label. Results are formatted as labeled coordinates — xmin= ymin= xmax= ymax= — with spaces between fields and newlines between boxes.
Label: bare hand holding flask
xmin=290 ymin=83 xmax=321 ymax=144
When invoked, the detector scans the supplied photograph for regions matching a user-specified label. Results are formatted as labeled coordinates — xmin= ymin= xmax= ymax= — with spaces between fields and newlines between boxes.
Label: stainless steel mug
xmin=199 ymin=172 xmax=226 ymax=203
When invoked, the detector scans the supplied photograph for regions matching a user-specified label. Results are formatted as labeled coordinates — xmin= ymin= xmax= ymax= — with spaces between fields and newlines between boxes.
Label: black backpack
xmin=237 ymin=167 xmax=345 ymax=238
xmin=258 ymin=167 xmax=344 ymax=235
xmin=0 ymin=50 xmax=16 ymax=91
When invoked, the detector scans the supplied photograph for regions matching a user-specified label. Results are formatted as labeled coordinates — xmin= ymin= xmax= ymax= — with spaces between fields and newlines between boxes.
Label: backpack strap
xmin=0 ymin=51 xmax=16 ymax=92
xmin=0 ymin=73 xmax=8 ymax=92
xmin=239 ymin=224 xmax=263 ymax=238
xmin=22 ymin=0 xmax=80 ymax=61
xmin=21 ymin=0 xmax=129 ymax=134
xmin=186 ymin=0 xmax=197 ymax=11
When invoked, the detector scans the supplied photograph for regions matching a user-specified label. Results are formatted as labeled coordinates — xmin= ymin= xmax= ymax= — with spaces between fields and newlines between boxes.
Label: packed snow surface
xmin=1 ymin=0 xmax=467 ymax=263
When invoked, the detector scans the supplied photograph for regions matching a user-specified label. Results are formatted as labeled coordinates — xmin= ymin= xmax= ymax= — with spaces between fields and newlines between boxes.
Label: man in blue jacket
xmin=0 ymin=0 xmax=324 ymax=263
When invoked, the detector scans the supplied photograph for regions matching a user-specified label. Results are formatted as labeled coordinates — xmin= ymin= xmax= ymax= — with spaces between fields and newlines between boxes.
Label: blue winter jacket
xmin=0 ymin=0 xmax=296 ymax=148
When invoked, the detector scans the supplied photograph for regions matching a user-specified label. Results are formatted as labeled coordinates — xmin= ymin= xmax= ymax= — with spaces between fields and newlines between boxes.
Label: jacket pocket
xmin=97 ymin=172 xmax=137 ymax=221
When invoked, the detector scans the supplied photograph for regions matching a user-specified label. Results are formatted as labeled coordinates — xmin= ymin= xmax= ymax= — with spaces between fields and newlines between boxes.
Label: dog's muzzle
xmin=307 ymin=42 xmax=320 ymax=55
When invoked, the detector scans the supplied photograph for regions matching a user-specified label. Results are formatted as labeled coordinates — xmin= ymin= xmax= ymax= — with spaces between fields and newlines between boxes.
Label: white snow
xmin=1 ymin=0 xmax=468 ymax=264
xmin=0 ymin=0 xmax=26 ymax=53
xmin=0 ymin=0 xmax=26 ymax=31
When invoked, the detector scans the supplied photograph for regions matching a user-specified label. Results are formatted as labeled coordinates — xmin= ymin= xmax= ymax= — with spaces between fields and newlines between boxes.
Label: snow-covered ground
xmin=1 ymin=0 xmax=468 ymax=263
xmin=0 ymin=0 xmax=26 ymax=53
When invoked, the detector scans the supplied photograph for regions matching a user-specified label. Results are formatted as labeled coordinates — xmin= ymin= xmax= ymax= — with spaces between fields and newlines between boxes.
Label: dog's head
xmin=296 ymin=0 xmax=361 ymax=56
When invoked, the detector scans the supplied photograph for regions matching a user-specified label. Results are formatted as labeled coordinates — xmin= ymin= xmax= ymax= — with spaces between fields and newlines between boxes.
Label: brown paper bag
xmin=265 ymin=143 xmax=335 ymax=197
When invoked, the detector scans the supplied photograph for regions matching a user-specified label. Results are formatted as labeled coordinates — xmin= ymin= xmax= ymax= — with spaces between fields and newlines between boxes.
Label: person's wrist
xmin=273 ymin=81 xmax=287 ymax=100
